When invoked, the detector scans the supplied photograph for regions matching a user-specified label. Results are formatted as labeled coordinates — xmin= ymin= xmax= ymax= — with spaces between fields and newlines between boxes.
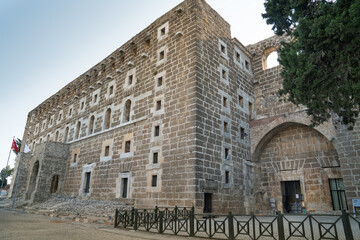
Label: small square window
xmin=239 ymin=95 xmax=243 ymax=107
xmin=240 ymin=127 xmax=246 ymax=140
xmin=125 ymin=140 xmax=131 ymax=153
xmin=157 ymin=76 xmax=163 ymax=87
xmin=152 ymin=175 xmax=157 ymax=187
xmin=153 ymin=152 xmax=158 ymax=164
xmin=223 ymin=96 xmax=227 ymax=108
xmin=225 ymin=148 xmax=229 ymax=160
xmin=73 ymin=153 xmax=77 ymax=163
xmin=159 ymin=51 xmax=165 ymax=60
xmin=225 ymin=171 xmax=230 ymax=184
xmin=224 ymin=121 xmax=229 ymax=133
xmin=154 ymin=125 xmax=160 ymax=137
xmin=128 ymin=75 xmax=133 ymax=85
xmin=104 ymin=145 xmax=110 ymax=156
xmin=156 ymin=100 xmax=162 ymax=111
xmin=109 ymin=85 xmax=114 ymax=95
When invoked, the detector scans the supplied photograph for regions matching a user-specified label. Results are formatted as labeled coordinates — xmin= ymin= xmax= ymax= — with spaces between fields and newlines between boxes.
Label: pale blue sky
xmin=0 ymin=0 xmax=274 ymax=179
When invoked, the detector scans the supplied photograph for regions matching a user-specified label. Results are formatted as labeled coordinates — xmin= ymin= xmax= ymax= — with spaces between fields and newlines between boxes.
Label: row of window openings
xmin=37 ymin=73 xmax=165 ymax=132
xmin=222 ymin=96 xmax=253 ymax=118
xmin=223 ymin=121 xmax=246 ymax=139
xmin=220 ymin=43 xmax=250 ymax=71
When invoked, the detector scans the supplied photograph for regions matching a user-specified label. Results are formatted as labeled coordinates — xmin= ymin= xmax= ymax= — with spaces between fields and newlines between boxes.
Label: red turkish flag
xmin=11 ymin=139 xmax=19 ymax=153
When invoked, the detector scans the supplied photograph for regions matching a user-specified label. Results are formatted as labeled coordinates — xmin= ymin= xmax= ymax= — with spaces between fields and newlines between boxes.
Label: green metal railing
xmin=114 ymin=207 xmax=360 ymax=240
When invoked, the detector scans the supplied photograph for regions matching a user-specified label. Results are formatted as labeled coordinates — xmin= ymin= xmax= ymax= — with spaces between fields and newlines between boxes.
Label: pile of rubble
xmin=22 ymin=195 xmax=131 ymax=224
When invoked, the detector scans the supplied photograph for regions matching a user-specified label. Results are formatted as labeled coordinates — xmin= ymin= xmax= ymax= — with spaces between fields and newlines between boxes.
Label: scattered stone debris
xmin=10 ymin=195 xmax=131 ymax=224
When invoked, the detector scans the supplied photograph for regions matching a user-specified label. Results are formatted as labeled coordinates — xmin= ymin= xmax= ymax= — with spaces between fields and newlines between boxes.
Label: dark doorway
xmin=26 ymin=161 xmax=40 ymax=200
xmin=281 ymin=181 xmax=302 ymax=213
xmin=84 ymin=172 xmax=91 ymax=193
xmin=204 ymin=193 xmax=212 ymax=213
xmin=50 ymin=175 xmax=59 ymax=193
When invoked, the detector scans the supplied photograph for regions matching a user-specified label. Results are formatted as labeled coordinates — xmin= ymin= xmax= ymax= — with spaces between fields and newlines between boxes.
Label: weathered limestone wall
xmin=192 ymin=0 xmax=254 ymax=214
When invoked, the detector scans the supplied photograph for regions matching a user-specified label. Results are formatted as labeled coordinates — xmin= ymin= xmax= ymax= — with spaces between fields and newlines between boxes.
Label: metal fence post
xmin=134 ymin=209 xmax=138 ymax=230
xmin=342 ymin=210 xmax=354 ymax=240
xmin=174 ymin=206 xmax=178 ymax=234
xmin=158 ymin=211 xmax=164 ymax=234
xmin=277 ymin=213 xmax=285 ymax=240
xmin=189 ymin=206 xmax=195 ymax=237
xmin=228 ymin=211 xmax=235 ymax=240
xmin=114 ymin=209 xmax=118 ymax=228
xmin=124 ymin=211 xmax=128 ymax=228
xmin=130 ymin=207 xmax=134 ymax=226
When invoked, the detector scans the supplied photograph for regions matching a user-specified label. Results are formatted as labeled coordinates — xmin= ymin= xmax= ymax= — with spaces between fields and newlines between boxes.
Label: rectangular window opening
xmin=239 ymin=95 xmax=243 ymax=107
xmin=160 ymin=27 xmax=166 ymax=36
xmin=122 ymin=177 xmax=128 ymax=198
xmin=225 ymin=171 xmax=230 ymax=184
xmin=152 ymin=175 xmax=158 ymax=187
xmin=125 ymin=140 xmax=131 ymax=153
xmin=128 ymin=75 xmax=133 ymax=85
xmin=224 ymin=121 xmax=229 ymax=133
xmin=153 ymin=152 xmax=159 ymax=164
xmin=240 ymin=127 xmax=246 ymax=140
xmin=156 ymin=100 xmax=162 ymax=111
xmin=225 ymin=148 xmax=229 ymax=160
xmin=94 ymin=94 xmax=98 ymax=103
xmin=109 ymin=86 xmax=114 ymax=95
xmin=221 ymin=45 xmax=226 ymax=54
xmin=154 ymin=125 xmax=160 ymax=137
xmin=159 ymin=51 xmax=165 ymax=60
xmin=236 ymin=52 xmax=240 ymax=62
xmin=104 ymin=146 xmax=110 ymax=156
xmin=223 ymin=96 xmax=227 ymax=108
xmin=249 ymin=102 xmax=253 ymax=119
xmin=73 ymin=153 xmax=77 ymax=163
xmin=245 ymin=60 xmax=250 ymax=70
xmin=81 ymin=102 xmax=85 ymax=110
xmin=84 ymin=172 xmax=91 ymax=193
xmin=145 ymin=39 xmax=151 ymax=49
xmin=132 ymin=48 xmax=137 ymax=57
xmin=157 ymin=76 xmax=163 ymax=87
xmin=222 ymin=69 xmax=227 ymax=79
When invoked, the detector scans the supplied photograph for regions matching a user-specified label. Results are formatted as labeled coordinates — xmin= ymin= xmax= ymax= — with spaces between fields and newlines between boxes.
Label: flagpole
xmin=0 ymin=136 xmax=14 ymax=190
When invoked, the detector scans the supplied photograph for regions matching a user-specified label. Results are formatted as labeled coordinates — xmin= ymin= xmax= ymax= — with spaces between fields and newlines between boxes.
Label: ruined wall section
xmin=247 ymin=35 xmax=301 ymax=120
xmin=193 ymin=0 xmax=254 ymax=214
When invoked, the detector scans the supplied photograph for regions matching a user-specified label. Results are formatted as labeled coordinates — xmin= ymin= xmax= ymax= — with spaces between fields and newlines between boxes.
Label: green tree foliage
xmin=0 ymin=166 xmax=13 ymax=188
xmin=262 ymin=0 xmax=360 ymax=126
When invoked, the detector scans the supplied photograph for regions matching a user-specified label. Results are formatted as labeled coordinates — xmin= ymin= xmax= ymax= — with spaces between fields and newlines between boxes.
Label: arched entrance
xmin=26 ymin=161 xmax=40 ymax=200
xmin=253 ymin=123 xmax=345 ymax=213
xmin=50 ymin=174 xmax=60 ymax=193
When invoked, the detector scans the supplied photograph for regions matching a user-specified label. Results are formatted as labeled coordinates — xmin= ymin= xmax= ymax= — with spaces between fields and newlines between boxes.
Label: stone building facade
xmin=10 ymin=0 xmax=360 ymax=214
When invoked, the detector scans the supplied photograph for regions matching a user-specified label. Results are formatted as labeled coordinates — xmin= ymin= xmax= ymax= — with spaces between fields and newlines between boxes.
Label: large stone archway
xmin=252 ymin=122 xmax=344 ymax=213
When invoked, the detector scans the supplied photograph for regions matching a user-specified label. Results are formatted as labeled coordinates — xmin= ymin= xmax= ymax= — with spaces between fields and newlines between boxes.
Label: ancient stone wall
xmin=192 ymin=0 xmax=254 ymax=214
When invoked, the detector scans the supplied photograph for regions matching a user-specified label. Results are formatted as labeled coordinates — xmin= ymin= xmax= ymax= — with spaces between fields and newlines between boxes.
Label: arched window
xmin=55 ymin=131 xmax=59 ymax=142
xmin=104 ymin=108 xmax=111 ymax=129
xmin=75 ymin=121 xmax=81 ymax=139
xmin=64 ymin=127 xmax=69 ymax=143
xmin=262 ymin=47 xmax=279 ymax=70
xmin=123 ymin=100 xmax=131 ymax=123
xmin=89 ymin=115 xmax=95 ymax=135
